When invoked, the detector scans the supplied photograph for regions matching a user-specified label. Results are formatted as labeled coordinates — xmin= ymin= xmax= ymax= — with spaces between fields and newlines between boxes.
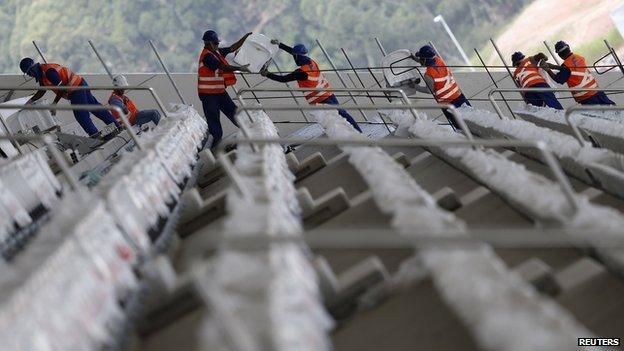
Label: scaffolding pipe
xmin=148 ymin=40 xmax=188 ymax=105
xmin=88 ymin=40 xmax=115 ymax=80
xmin=315 ymin=38 xmax=369 ymax=121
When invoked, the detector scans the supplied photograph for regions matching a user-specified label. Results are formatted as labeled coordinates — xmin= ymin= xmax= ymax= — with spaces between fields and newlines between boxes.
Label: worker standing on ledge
xmin=19 ymin=57 xmax=119 ymax=136
xmin=511 ymin=51 xmax=563 ymax=110
xmin=260 ymin=39 xmax=362 ymax=133
xmin=410 ymin=45 xmax=470 ymax=130
xmin=540 ymin=41 xmax=615 ymax=106
xmin=109 ymin=75 xmax=161 ymax=127
xmin=198 ymin=30 xmax=251 ymax=149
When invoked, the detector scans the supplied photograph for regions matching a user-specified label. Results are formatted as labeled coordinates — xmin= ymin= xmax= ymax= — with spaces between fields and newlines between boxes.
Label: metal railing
xmin=0 ymin=85 xmax=170 ymax=117
xmin=565 ymin=105 xmax=624 ymax=146
xmin=236 ymin=87 xmax=414 ymax=133
xmin=488 ymin=87 xmax=624 ymax=146
xmin=0 ymin=103 xmax=138 ymax=154
xmin=232 ymin=101 xmax=474 ymax=141
xmin=223 ymin=104 xmax=577 ymax=213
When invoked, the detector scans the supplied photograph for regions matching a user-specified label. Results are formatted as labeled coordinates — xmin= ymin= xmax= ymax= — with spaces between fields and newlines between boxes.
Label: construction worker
xmin=540 ymin=41 xmax=615 ymax=106
xmin=411 ymin=45 xmax=470 ymax=130
xmin=109 ymin=75 xmax=161 ymax=127
xmin=259 ymin=40 xmax=362 ymax=133
xmin=20 ymin=57 xmax=119 ymax=136
xmin=511 ymin=52 xmax=563 ymax=110
xmin=198 ymin=30 xmax=251 ymax=148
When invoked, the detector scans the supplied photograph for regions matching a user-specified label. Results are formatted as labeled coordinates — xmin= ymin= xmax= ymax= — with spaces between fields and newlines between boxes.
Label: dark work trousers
xmin=199 ymin=92 xmax=239 ymax=148
xmin=69 ymin=80 xmax=119 ymax=135
xmin=319 ymin=94 xmax=363 ymax=133
xmin=442 ymin=94 xmax=471 ymax=131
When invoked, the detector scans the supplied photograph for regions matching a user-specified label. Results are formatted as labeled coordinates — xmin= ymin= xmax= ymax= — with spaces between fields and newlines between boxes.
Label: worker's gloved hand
xmin=238 ymin=63 xmax=251 ymax=73
xmin=271 ymin=39 xmax=280 ymax=45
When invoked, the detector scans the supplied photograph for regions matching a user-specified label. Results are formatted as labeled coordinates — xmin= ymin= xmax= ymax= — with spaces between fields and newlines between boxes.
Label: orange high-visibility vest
xmin=563 ymin=53 xmax=598 ymax=102
xmin=425 ymin=56 xmax=462 ymax=103
xmin=39 ymin=63 xmax=84 ymax=99
xmin=297 ymin=58 xmax=332 ymax=104
xmin=109 ymin=92 xmax=138 ymax=125
xmin=197 ymin=48 xmax=237 ymax=95
xmin=513 ymin=57 xmax=547 ymax=88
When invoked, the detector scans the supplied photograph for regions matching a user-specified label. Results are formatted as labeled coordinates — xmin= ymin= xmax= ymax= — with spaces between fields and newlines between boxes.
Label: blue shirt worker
xmin=540 ymin=41 xmax=615 ymax=106
xmin=20 ymin=58 xmax=119 ymax=136
xmin=109 ymin=75 xmax=161 ymax=127
xmin=198 ymin=30 xmax=251 ymax=149
xmin=411 ymin=45 xmax=471 ymax=130
xmin=259 ymin=40 xmax=362 ymax=133
xmin=511 ymin=52 xmax=563 ymax=110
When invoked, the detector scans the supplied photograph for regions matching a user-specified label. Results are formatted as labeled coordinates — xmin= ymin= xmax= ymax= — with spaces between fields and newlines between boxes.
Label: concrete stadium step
xmin=330 ymin=277 xmax=480 ymax=351
xmin=295 ymin=153 xmax=370 ymax=199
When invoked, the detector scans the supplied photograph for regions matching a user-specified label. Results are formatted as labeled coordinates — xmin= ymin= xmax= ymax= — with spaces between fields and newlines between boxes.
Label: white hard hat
xmin=112 ymin=74 xmax=128 ymax=87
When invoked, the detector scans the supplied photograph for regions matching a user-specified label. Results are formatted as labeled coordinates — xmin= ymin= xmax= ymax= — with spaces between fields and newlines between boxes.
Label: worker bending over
xmin=260 ymin=40 xmax=362 ymax=133
xmin=411 ymin=45 xmax=470 ymax=130
xmin=20 ymin=57 xmax=119 ymax=136
xmin=109 ymin=75 xmax=161 ymax=127
xmin=540 ymin=41 xmax=615 ymax=106
xmin=198 ymin=30 xmax=251 ymax=148
xmin=511 ymin=52 xmax=563 ymax=110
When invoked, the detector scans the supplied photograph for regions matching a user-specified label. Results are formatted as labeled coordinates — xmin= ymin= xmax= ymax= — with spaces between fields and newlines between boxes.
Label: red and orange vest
xmin=563 ymin=53 xmax=598 ymax=102
xmin=197 ymin=48 xmax=237 ymax=94
xmin=39 ymin=63 xmax=83 ymax=99
xmin=297 ymin=58 xmax=332 ymax=104
xmin=513 ymin=57 xmax=547 ymax=88
xmin=108 ymin=92 xmax=138 ymax=125
xmin=425 ymin=56 xmax=462 ymax=103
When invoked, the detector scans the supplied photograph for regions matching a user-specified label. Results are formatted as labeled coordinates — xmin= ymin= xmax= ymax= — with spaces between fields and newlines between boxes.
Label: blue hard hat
xmin=20 ymin=57 xmax=36 ymax=74
xmin=417 ymin=45 xmax=436 ymax=59
xmin=202 ymin=30 xmax=219 ymax=43
xmin=555 ymin=41 xmax=569 ymax=53
xmin=292 ymin=44 xmax=308 ymax=56
xmin=511 ymin=52 xmax=525 ymax=65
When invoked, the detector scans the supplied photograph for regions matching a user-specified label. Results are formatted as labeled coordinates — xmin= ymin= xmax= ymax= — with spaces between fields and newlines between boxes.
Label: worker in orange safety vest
xmin=411 ymin=45 xmax=471 ymax=130
xmin=540 ymin=41 xmax=615 ymax=106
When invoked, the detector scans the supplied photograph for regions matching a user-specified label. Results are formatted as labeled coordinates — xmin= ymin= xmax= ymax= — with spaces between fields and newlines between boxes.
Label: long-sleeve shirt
xmin=34 ymin=64 xmax=63 ymax=86
xmin=265 ymin=43 xmax=309 ymax=83
xmin=202 ymin=47 xmax=232 ymax=71
xmin=412 ymin=75 xmax=435 ymax=94
xmin=550 ymin=65 xmax=572 ymax=85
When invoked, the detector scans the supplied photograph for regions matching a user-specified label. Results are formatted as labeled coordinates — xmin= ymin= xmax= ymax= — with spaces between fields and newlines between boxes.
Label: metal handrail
xmin=237 ymin=87 xmax=412 ymax=134
xmin=488 ymin=87 xmax=624 ymax=146
xmin=237 ymin=87 xmax=431 ymax=135
xmin=218 ymin=133 xmax=579 ymax=214
xmin=0 ymin=85 xmax=170 ymax=117
xmin=233 ymin=102 xmax=475 ymax=141
xmin=565 ymin=105 xmax=624 ymax=144
xmin=0 ymin=133 xmax=79 ymax=191
xmin=0 ymin=103 xmax=139 ymax=154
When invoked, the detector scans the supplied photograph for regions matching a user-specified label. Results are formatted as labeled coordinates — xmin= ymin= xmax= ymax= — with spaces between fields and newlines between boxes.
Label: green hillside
xmin=0 ymin=0 xmax=531 ymax=74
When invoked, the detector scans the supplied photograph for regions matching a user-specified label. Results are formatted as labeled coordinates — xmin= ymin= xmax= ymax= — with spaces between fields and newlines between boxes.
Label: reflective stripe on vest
xmin=39 ymin=63 xmax=83 ymax=98
xmin=109 ymin=93 xmax=138 ymax=125
xmin=564 ymin=53 xmax=598 ymax=101
xmin=426 ymin=56 xmax=462 ymax=103
xmin=297 ymin=59 xmax=332 ymax=104
xmin=197 ymin=48 xmax=237 ymax=94
xmin=513 ymin=58 xmax=547 ymax=88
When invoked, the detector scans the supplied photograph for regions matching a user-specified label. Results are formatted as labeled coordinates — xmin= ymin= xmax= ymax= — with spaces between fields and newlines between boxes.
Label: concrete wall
xmin=1 ymin=70 xmax=623 ymax=137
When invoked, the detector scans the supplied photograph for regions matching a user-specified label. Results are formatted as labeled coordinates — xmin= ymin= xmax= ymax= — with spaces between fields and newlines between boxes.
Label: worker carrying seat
xmin=382 ymin=49 xmax=421 ymax=97
xmin=233 ymin=33 xmax=279 ymax=73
